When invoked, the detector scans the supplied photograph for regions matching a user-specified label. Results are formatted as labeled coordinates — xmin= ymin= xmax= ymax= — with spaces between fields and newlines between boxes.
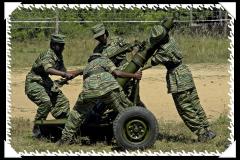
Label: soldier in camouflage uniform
xmin=25 ymin=34 xmax=83 ymax=138
xmin=91 ymin=23 xmax=143 ymax=105
xmin=56 ymin=53 xmax=142 ymax=145
xmin=148 ymin=18 xmax=216 ymax=142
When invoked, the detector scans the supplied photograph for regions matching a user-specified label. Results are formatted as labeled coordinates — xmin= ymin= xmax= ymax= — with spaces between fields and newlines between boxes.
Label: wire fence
xmin=9 ymin=7 xmax=231 ymax=67
xmin=9 ymin=7 xmax=231 ymax=40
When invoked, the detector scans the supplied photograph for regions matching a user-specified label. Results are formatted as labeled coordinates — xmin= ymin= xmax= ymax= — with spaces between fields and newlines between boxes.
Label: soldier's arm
xmin=40 ymin=51 xmax=73 ymax=79
xmin=67 ymin=69 xmax=84 ymax=78
xmin=46 ymin=68 xmax=73 ymax=79
xmin=112 ymin=70 xmax=142 ymax=80
xmin=103 ymin=55 xmax=142 ymax=80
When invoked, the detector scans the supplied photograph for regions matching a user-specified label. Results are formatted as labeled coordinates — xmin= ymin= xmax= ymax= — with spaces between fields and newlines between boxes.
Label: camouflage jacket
xmin=151 ymin=37 xmax=195 ymax=93
xmin=93 ymin=36 xmax=133 ymax=70
xmin=25 ymin=49 xmax=66 ymax=91
xmin=82 ymin=54 xmax=120 ymax=99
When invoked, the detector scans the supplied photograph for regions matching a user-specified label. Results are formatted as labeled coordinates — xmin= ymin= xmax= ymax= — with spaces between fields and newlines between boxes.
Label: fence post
xmin=55 ymin=8 xmax=59 ymax=34
xmin=219 ymin=9 xmax=223 ymax=26
xmin=189 ymin=5 xmax=193 ymax=27
xmin=223 ymin=11 xmax=228 ymax=36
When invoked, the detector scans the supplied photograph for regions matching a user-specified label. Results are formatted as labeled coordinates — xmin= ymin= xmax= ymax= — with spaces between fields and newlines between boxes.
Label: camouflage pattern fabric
xmin=102 ymin=37 xmax=127 ymax=54
xmin=61 ymin=55 xmax=133 ymax=140
xmin=92 ymin=35 xmax=143 ymax=106
xmin=166 ymin=64 xmax=196 ymax=93
xmin=93 ymin=42 xmax=108 ymax=53
xmin=25 ymin=49 xmax=70 ymax=120
xmin=93 ymin=36 xmax=131 ymax=68
xmin=61 ymin=89 xmax=133 ymax=141
xmin=51 ymin=34 xmax=66 ymax=43
xmin=151 ymin=37 xmax=194 ymax=93
xmin=172 ymin=88 xmax=209 ymax=136
xmin=91 ymin=23 xmax=107 ymax=39
xmin=124 ymin=79 xmax=142 ymax=105
xmin=150 ymin=36 xmax=210 ymax=135
xmin=148 ymin=25 xmax=167 ymax=47
xmin=82 ymin=55 xmax=120 ymax=99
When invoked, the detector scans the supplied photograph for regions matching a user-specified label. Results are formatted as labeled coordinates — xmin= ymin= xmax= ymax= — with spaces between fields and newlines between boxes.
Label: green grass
xmin=9 ymin=34 xmax=230 ymax=68
xmin=175 ymin=34 xmax=231 ymax=64
xmin=9 ymin=114 xmax=231 ymax=154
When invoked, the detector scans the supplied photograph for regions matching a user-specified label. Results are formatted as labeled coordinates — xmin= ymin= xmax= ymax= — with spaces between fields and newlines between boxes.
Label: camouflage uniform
xmin=25 ymin=34 xmax=70 ymax=121
xmin=150 ymin=26 xmax=210 ymax=136
xmin=92 ymin=24 xmax=131 ymax=69
xmin=92 ymin=24 xmax=142 ymax=105
xmin=60 ymin=53 xmax=133 ymax=141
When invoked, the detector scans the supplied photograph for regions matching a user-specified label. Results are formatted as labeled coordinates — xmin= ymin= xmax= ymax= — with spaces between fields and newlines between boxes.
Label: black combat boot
xmin=198 ymin=130 xmax=216 ymax=142
xmin=32 ymin=124 xmax=41 ymax=138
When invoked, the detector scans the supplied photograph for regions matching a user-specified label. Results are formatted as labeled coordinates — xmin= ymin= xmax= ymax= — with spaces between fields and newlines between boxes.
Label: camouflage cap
xmin=91 ymin=23 xmax=107 ymax=39
xmin=51 ymin=34 xmax=66 ymax=43
xmin=148 ymin=25 xmax=167 ymax=46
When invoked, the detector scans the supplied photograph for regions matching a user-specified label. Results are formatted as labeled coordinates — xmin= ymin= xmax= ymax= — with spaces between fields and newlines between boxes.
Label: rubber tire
xmin=113 ymin=107 xmax=159 ymax=150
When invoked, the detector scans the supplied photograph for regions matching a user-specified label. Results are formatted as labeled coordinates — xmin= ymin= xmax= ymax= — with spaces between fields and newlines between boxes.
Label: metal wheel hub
xmin=126 ymin=119 xmax=147 ymax=140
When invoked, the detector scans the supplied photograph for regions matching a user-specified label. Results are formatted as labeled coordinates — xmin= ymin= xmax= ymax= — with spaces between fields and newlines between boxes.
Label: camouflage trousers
xmin=172 ymin=87 xmax=209 ymax=136
xmin=25 ymin=81 xmax=70 ymax=121
xmin=61 ymin=88 xmax=133 ymax=140
xmin=124 ymin=79 xmax=143 ymax=106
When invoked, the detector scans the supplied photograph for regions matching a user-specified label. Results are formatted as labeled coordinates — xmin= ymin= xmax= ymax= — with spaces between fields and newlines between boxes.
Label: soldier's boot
xmin=32 ymin=124 xmax=41 ymax=138
xmin=198 ymin=130 xmax=216 ymax=142
xmin=80 ymin=136 xmax=91 ymax=145
xmin=56 ymin=137 xmax=74 ymax=146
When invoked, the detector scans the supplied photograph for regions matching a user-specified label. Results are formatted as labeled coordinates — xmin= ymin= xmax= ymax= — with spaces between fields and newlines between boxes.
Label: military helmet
xmin=50 ymin=34 xmax=66 ymax=44
xmin=148 ymin=25 xmax=167 ymax=47
xmin=91 ymin=23 xmax=108 ymax=39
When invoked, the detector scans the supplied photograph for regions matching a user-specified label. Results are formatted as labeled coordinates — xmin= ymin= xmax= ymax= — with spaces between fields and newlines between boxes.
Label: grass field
xmin=10 ymin=113 xmax=231 ymax=154
xmin=8 ymin=31 xmax=232 ymax=156
xmin=10 ymin=34 xmax=230 ymax=68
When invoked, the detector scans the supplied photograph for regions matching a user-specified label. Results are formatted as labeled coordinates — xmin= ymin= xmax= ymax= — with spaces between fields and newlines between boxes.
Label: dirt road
xmin=9 ymin=63 xmax=231 ymax=122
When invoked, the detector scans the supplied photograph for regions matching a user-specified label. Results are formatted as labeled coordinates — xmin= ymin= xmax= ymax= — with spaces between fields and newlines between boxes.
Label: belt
xmin=83 ymin=68 xmax=106 ymax=80
xmin=165 ymin=62 xmax=182 ymax=70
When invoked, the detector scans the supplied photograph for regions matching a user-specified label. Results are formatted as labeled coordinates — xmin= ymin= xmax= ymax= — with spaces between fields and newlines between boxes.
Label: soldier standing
xmin=56 ymin=53 xmax=142 ymax=145
xmin=148 ymin=18 xmax=216 ymax=142
xmin=25 ymin=34 xmax=83 ymax=138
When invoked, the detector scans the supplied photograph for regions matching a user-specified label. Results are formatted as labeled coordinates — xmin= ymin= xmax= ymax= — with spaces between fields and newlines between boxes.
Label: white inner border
xmin=5 ymin=3 xmax=235 ymax=157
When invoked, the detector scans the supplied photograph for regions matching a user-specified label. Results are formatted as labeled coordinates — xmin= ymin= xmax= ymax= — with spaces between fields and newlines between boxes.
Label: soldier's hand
xmin=134 ymin=71 xmax=142 ymax=80
xmin=62 ymin=72 xmax=74 ymax=80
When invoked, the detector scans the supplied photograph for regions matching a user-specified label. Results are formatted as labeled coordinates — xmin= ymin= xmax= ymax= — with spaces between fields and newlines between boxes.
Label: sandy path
xmin=9 ymin=63 xmax=231 ymax=122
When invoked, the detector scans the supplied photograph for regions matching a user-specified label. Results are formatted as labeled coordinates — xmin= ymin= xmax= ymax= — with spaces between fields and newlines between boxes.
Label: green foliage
xmin=9 ymin=6 xmax=230 ymax=68
xmin=9 ymin=6 xmax=229 ymax=41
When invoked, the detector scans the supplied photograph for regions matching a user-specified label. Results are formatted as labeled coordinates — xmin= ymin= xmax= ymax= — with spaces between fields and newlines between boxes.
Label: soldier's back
xmin=82 ymin=56 xmax=120 ymax=99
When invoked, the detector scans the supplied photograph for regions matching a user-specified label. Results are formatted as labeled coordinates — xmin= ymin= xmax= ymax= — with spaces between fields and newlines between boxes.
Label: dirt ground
xmin=9 ymin=63 xmax=231 ymax=122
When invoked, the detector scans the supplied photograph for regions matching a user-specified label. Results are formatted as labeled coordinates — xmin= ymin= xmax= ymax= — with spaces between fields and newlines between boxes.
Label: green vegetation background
xmin=9 ymin=6 xmax=231 ymax=68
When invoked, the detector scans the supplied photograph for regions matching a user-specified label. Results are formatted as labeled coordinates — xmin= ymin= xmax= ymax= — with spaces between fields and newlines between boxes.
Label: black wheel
xmin=113 ymin=107 xmax=159 ymax=150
